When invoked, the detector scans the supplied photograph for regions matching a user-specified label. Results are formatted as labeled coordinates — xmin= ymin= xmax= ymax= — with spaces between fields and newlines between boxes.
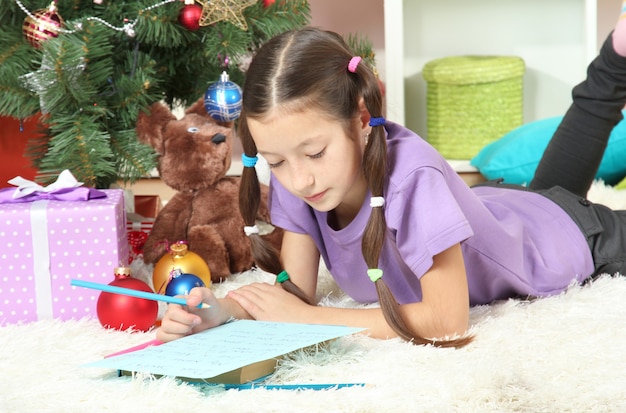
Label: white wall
xmin=310 ymin=0 xmax=623 ymax=138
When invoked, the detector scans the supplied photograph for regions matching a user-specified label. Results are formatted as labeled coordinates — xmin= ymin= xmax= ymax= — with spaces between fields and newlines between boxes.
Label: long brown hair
xmin=238 ymin=28 xmax=471 ymax=347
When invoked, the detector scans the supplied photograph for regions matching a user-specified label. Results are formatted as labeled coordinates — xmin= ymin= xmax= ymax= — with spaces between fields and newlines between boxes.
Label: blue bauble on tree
xmin=204 ymin=71 xmax=243 ymax=122
xmin=164 ymin=272 xmax=206 ymax=297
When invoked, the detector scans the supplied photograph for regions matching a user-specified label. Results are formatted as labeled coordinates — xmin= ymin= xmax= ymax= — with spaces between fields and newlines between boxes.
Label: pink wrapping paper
xmin=0 ymin=189 xmax=128 ymax=324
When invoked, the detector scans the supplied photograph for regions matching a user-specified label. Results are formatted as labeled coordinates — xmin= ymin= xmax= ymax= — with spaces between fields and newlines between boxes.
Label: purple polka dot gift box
xmin=0 ymin=171 xmax=129 ymax=325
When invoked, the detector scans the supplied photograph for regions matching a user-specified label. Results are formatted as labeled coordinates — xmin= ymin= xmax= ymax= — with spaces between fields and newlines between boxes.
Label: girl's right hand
xmin=156 ymin=287 xmax=222 ymax=342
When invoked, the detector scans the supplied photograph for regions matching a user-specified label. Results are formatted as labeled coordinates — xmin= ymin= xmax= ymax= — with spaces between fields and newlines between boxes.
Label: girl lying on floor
xmin=157 ymin=8 xmax=626 ymax=347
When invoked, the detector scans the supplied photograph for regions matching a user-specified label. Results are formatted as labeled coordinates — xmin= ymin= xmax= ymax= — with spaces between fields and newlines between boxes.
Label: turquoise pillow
xmin=470 ymin=111 xmax=626 ymax=186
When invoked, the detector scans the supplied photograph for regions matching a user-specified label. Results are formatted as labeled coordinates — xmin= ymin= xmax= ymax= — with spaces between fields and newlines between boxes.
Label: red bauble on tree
xmin=262 ymin=0 xmax=276 ymax=7
xmin=179 ymin=0 xmax=202 ymax=31
xmin=96 ymin=267 xmax=158 ymax=332
xmin=22 ymin=1 xmax=64 ymax=48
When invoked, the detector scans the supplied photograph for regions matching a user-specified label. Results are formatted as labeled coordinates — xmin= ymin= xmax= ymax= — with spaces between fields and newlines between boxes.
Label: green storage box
xmin=422 ymin=55 xmax=525 ymax=159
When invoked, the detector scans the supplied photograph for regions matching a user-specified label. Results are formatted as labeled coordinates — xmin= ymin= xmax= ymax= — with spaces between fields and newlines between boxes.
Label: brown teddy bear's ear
xmin=136 ymin=101 xmax=176 ymax=154
xmin=185 ymin=97 xmax=234 ymax=129
xmin=185 ymin=97 xmax=209 ymax=118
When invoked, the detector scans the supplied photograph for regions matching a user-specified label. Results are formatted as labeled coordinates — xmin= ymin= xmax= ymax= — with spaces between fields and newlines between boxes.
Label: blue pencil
xmin=70 ymin=279 xmax=211 ymax=309
xmin=222 ymin=383 xmax=366 ymax=391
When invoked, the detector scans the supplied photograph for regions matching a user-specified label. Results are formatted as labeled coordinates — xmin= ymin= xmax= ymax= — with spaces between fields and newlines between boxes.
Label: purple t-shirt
xmin=268 ymin=122 xmax=594 ymax=306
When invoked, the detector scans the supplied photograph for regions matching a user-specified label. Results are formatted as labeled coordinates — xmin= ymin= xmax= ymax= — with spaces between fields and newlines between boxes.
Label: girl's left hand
xmin=226 ymin=282 xmax=313 ymax=323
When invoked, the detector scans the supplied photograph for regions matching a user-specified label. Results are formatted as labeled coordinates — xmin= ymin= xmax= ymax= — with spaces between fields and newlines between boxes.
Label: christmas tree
xmin=0 ymin=0 xmax=310 ymax=188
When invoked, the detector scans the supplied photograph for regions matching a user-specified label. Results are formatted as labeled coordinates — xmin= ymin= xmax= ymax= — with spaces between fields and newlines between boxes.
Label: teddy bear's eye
xmin=187 ymin=127 xmax=199 ymax=133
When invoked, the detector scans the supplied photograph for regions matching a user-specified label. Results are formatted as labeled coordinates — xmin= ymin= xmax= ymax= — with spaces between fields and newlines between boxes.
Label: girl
xmin=157 ymin=22 xmax=626 ymax=347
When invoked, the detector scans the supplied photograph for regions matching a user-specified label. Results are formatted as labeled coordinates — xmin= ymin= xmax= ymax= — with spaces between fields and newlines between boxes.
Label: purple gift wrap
xmin=0 ymin=189 xmax=129 ymax=324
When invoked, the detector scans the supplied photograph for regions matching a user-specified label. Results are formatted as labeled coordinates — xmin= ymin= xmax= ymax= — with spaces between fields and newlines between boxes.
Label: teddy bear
xmin=135 ymin=98 xmax=282 ymax=282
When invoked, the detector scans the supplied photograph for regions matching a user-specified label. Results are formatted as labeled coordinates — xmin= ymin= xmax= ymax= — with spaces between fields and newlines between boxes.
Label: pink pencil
xmin=105 ymin=339 xmax=163 ymax=358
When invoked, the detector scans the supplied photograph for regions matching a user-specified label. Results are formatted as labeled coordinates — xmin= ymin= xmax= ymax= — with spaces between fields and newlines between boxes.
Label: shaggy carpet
xmin=2 ymin=181 xmax=626 ymax=413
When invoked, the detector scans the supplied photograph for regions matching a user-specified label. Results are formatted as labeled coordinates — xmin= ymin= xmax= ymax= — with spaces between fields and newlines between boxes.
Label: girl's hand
xmin=227 ymin=282 xmax=313 ymax=323
xmin=156 ymin=287 xmax=223 ymax=342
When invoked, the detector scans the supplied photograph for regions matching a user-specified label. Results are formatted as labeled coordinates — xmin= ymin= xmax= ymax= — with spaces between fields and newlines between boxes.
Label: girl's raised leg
xmin=530 ymin=27 xmax=626 ymax=197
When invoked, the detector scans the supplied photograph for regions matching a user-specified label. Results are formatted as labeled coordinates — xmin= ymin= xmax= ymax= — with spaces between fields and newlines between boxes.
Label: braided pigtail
xmin=354 ymin=59 xmax=472 ymax=348
xmin=238 ymin=116 xmax=314 ymax=305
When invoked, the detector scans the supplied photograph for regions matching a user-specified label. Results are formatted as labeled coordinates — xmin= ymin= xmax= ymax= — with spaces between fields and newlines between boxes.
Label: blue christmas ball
xmin=204 ymin=71 xmax=243 ymax=122
xmin=164 ymin=273 xmax=206 ymax=297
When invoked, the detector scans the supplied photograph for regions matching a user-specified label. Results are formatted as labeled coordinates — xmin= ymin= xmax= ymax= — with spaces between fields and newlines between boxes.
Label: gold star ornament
xmin=198 ymin=0 xmax=257 ymax=31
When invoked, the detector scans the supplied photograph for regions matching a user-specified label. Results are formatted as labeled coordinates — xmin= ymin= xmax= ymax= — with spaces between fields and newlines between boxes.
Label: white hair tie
xmin=243 ymin=225 xmax=260 ymax=236
xmin=370 ymin=196 xmax=385 ymax=208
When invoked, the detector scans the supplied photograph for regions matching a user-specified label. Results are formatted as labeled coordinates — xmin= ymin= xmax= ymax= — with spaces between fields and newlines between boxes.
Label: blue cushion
xmin=470 ymin=111 xmax=626 ymax=186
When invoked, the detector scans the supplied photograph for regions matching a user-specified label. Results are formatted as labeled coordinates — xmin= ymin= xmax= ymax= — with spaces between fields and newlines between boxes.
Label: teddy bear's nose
xmin=212 ymin=133 xmax=226 ymax=144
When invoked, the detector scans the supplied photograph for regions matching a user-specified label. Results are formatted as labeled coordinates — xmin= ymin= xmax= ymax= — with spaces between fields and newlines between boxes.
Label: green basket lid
xmin=422 ymin=55 xmax=525 ymax=85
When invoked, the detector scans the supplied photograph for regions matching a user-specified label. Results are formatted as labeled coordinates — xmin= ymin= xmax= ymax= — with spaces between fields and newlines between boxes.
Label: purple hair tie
xmin=369 ymin=117 xmax=385 ymax=127
xmin=348 ymin=56 xmax=362 ymax=73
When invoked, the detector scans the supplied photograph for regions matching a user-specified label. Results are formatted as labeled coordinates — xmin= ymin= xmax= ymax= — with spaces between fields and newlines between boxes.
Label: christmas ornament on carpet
xmin=198 ymin=0 xmax=256 ymax=30
xmin=204 ymin=71 xmax=243 ymax=122
xmin=153 ymin=241 xmax=212 ymax=294
xmin=96 ymin=267 xmax=158 ymax=332
xmin=179 ymin=0 xmax=203 ymax=31
xmin=164 ymin=270 xmax=206 ymax=296
xmin=22 ymin=1 xmax=64 ymax=48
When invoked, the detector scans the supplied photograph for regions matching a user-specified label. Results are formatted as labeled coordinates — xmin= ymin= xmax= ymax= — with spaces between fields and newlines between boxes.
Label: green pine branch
xmin=0 ymin=0 xmax=312 ymax=187
xmin=36 ymin=113 xmax=117 ymax=187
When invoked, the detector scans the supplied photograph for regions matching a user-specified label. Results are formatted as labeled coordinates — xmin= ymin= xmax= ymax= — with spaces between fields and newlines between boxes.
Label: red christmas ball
xmin=96 ymin=268 xmax=158 ymax=332
xmin=22 ymin=3 xmax=64 ymax=48
xmin=263 ymin=0 xmax=276 ymax=7
xmin=179 ymin=4 xmax=203 ymax=31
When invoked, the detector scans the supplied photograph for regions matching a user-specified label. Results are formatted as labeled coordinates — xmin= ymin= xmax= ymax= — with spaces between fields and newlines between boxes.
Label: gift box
xmin=126 ymin=195 xmax=160 ymax=264
xmin=0 ymin=185 xmax=128 ymax=325
xmin=134 ymin=195 xmax=161 ymax=218
xmin=127 ymin=218 xmax=154 ymax=264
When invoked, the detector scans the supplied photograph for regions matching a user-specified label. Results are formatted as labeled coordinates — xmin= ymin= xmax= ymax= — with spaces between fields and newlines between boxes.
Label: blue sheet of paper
xmin=84 ymin=320 xmax=364 ymax=379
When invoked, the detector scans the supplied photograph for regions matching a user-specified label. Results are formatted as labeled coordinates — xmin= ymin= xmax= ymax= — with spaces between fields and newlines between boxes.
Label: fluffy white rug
xmin=2 ymin=181 xmax=626 ymax=413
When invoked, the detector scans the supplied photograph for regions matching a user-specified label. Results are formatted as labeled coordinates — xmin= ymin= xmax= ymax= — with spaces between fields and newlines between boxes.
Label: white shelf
xmin=383 ymin=0 xmax=622 ymax=138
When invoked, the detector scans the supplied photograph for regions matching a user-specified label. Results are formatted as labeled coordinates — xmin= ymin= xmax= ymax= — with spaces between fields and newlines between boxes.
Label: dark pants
xmin=482 ymin=34 xmax=626 ymax=277
xmin=529 ymin=33 xmax=626 ymax=197
xmin=538 ymin=186 xmax=626 ymax=278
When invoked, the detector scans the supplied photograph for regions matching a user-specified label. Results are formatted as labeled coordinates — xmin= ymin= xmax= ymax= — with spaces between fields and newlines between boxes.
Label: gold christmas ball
xmin=22 ymin=2 xmax=64 ymax=48
xmin=153 ymin=242 xmax=212 ymax=294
